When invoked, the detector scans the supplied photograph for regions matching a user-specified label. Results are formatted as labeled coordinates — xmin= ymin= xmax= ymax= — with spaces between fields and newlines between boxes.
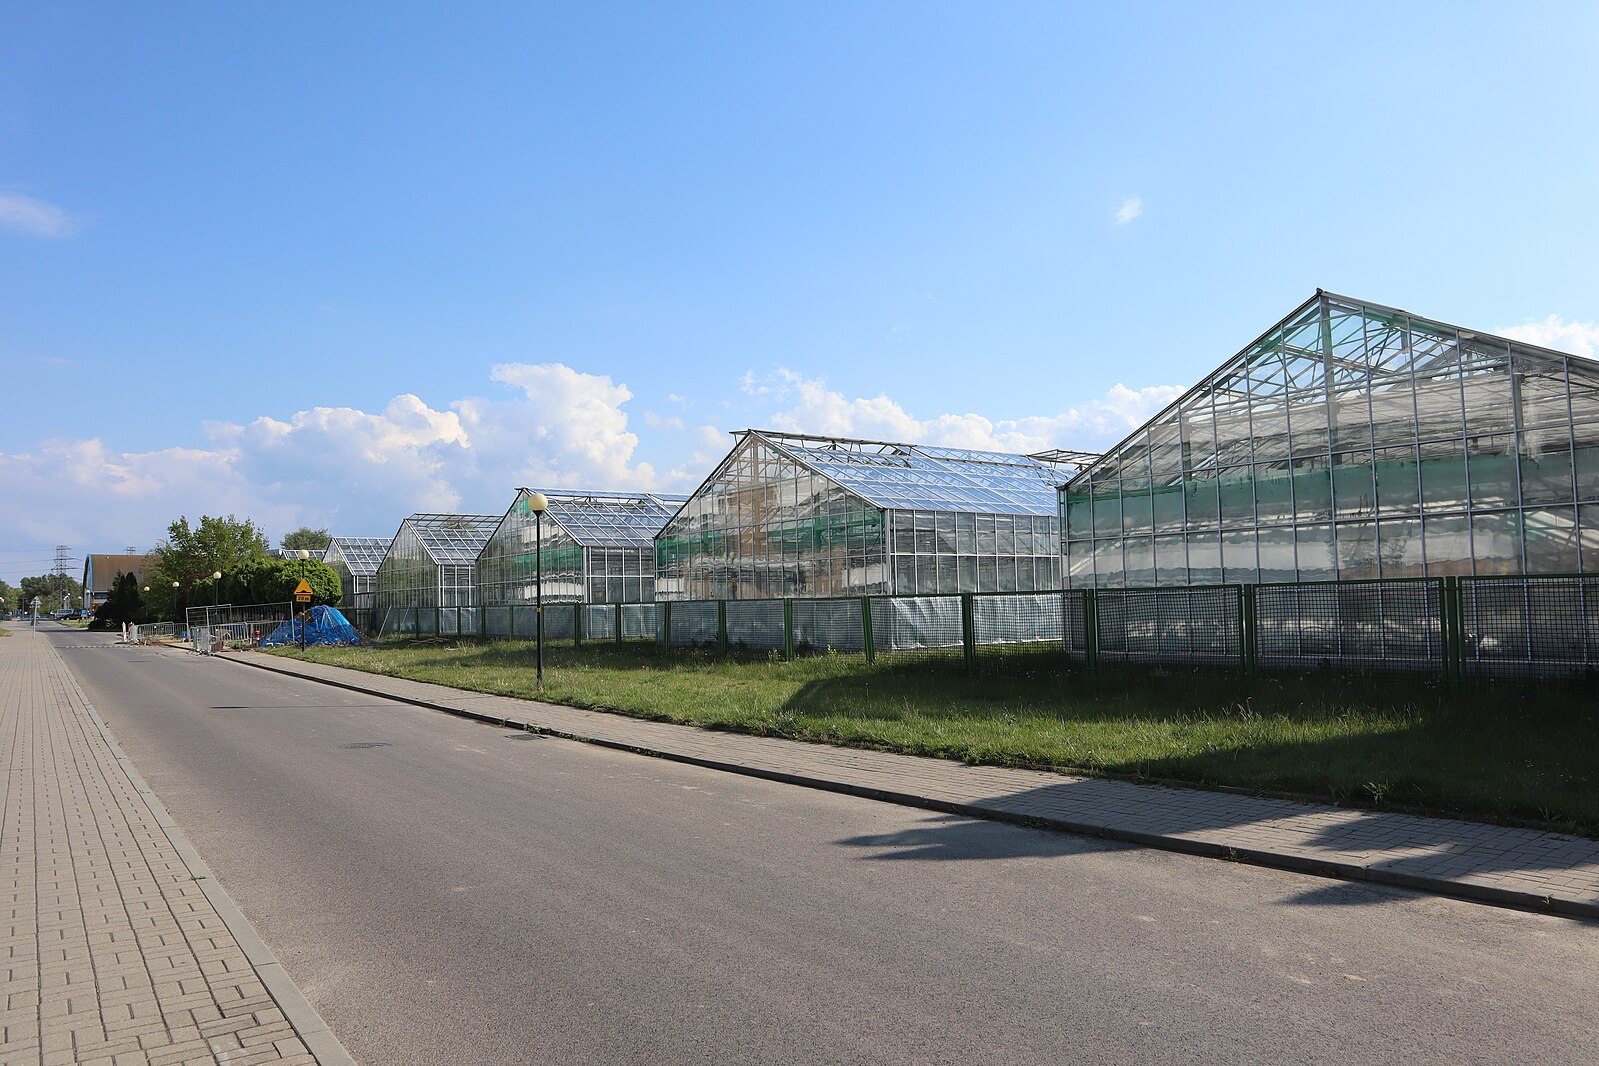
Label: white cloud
xmin=1114 ymin=196 xmax=1143 ymax=225
xmin=0 ymin=363 xmax=660 ymax=546
xmin=748 ymin=369 xmax=1181 ymax=454
xmin=0 ymin=191 xmax=81 ymax=238
xmin=644 ymin=412 xmax=685 ymax=430
xmin=1496 ymin=315 xmax=1599 ymax=359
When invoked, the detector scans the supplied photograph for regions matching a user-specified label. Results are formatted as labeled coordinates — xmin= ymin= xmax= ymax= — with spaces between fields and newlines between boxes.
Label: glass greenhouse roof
xmin=324 ymin=537 xmax=391 ymax=576
xmin=401 ymin=513 xmax=501 ymax=564
xmin=1064 ymin=289 xmax=1599 ymax=492
xmin=746 ymin=430 xmax=1090 ymax=516
xmin=518 ymin=489 xmax=689 ymax=548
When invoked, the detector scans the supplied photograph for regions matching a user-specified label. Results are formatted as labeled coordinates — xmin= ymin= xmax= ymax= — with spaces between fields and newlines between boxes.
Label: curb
xmin=219 ymin=650 xmax=1597 ymax=924
xmin=56 ymin=644 xmax=358 ymax=1065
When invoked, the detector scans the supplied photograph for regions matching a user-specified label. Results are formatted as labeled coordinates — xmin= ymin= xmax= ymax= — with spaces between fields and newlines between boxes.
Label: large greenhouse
xmin=655 ymin=429 xmax=1087 ymax=600
xmin=478 ymin=489 xmax=687 ymax=605
xmin=1061 ymin=290 xmax=1599 ymax=587
xmin=372 ymin=513 xmax=500 ymax=634
xmin=320 ymin=536 xmax=390 ymax=632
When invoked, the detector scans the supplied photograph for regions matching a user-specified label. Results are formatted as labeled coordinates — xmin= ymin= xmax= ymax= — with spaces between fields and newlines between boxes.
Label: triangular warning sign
xmin=293 ymin=579 xmax=314 ymax=599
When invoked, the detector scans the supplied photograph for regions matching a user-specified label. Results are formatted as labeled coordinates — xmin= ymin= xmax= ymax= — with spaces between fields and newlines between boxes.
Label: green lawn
xmin=272 ymin=639 xmax=1599 ymax=836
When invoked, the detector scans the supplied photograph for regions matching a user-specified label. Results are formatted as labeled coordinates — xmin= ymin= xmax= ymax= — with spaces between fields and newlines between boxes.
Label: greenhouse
xmin=478 ymin=489 xmax=687 ymax=606
xmin=655 ymin=429 xmax=1087 ymax=600
xmin=372 ymin=513 xmax=500 ymax=635
xmin=1061 ymin=290 xmax=1599 ymax=587
xmin=320 ymin=536 xmax=391 ymax=632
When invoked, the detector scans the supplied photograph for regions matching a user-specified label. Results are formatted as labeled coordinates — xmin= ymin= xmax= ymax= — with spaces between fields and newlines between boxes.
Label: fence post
xmin=615 ymin=602 xmax=623 ymax=646
xmin=783 ymin=599 xmax=794 ymax=661
xmin=1441 ymin=576 xmax=1462 ymax=686
xmin=661 ymin=602 xmax=672 ymax=647
xmin=717 ymin=600 xmax=728 ymax=657
xmin=861 ymin=597 xmax=875 ymax=664
xmin=1241 ymin=584 xmax=1258 ymax=677
xmin=1083 ymin=589 xmax=1098 ymax=673
xmin=961 ymin=593 xmax=976 ymax=675
xmin=573 ymin=604 xmax=583 ymax=649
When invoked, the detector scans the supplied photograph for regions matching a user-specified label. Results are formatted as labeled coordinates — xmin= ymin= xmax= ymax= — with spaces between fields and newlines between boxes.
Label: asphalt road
xmin=46 ymin=625 xmax=1599 ymax=1065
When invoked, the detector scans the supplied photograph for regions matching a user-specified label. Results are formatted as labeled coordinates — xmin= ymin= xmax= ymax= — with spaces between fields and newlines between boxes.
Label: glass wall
xmin=322 ymin=537 xmax=388 ymax=627
xmin=478 ymin=490 xmax=681 ymax=604
xmin=1063 ymin=293 xmax=1599 ymax=586
xmin=656 ymin=433 xmax=1067 ymax=599
xmin=887 ymin=510 xmax=1061 ymax=594
xmin=372 ymin=515 xmax=497 ymax=625
xmin=657 ymin=436 xmax=889 ymax=599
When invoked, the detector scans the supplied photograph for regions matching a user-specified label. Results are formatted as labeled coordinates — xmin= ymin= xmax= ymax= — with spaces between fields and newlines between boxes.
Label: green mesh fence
xmin=667 ymin=602 xmax=718 ymax=647
xmin=620 ymin=604 xmax=659 ymax=641
xmin=1461 ymin=576 xmax=1599 ymax=679
xmin=1062 ymin=590 xmax=1089 ymax=660
xmin=1256 ymin=580 xmax=1441 ymax=673
xmin=583 ymin=604 xmax=617 ymax=640
xmin=792 ymin=599 xmax=866 ymax=654
xmin=870 ymin=596 xmax=965 ymax=664
xmin=1094 ymin=587 xmax=1242 ymax=666
xmin=726 ymin=601 xmax=785 ymax=651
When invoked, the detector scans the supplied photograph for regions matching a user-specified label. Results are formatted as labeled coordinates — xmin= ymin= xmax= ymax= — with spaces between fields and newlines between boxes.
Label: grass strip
xmin=273 ymin=639 xmax=1597 ymax=836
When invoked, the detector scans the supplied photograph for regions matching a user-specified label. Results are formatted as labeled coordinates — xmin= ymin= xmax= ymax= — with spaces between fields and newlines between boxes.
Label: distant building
xmin=81 ymin=554 xmax=157 ymax=609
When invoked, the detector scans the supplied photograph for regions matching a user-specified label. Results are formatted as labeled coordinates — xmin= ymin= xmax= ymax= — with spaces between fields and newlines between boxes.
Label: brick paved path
xmin=236 ymin=649 xmax=1599 ymax=921
xmin=0 ymin=629 xmax=338 ymax=1065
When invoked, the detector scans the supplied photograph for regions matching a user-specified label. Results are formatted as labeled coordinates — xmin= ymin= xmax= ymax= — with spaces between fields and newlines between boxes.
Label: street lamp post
xmin=171 ymin=581 xmax=180 ymax=626
xmin=205 ymin=571 xmax=222 ymax=634
xmin=527 ymin=492 xmax=549 ymax=684
xmin=296 ymin=550 xmax=310 ymax=648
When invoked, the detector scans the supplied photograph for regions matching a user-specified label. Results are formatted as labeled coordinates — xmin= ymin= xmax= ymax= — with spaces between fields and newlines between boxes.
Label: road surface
xmin=45 ymin=625 xmax=1599 ymax=1064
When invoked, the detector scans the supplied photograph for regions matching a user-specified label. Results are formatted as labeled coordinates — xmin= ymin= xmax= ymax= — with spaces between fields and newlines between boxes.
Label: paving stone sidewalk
xmin=230 ymin=648 xmax=1599 ymax=921
xmin=0 ymin=628 xmax=347 ymax=1065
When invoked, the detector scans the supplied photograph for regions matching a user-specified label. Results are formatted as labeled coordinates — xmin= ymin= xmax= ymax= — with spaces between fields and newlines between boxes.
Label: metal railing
xmin=186 ymin=602 xmax=294 ymax=656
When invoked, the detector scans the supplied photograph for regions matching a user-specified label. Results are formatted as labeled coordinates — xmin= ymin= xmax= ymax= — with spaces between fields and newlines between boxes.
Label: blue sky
xmin=3 ymin=2 xmax=1597 ymax=577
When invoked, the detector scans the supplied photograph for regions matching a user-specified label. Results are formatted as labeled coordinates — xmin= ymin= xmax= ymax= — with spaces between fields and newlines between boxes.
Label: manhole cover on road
xmin=340 ymin=741 xmax=392 ymax=749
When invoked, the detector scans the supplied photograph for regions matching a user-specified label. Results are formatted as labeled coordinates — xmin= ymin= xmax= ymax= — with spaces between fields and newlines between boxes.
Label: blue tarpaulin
xmin=260 ymin=604 xmax=363 ymax=647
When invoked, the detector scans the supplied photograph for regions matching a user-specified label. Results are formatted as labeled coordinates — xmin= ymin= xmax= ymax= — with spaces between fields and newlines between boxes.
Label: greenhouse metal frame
xmin=372 ymin=513 xmax=500 ymax=635
xmin=1061 ymin=290 xmax=1599 ymax=588
xmin=655 ymin=429 xmax=1090 ymax=600
xmin=477 ymin=489 xmax=688 ymax=640
xmin=321 ymin=535 xmax=391 ymax=632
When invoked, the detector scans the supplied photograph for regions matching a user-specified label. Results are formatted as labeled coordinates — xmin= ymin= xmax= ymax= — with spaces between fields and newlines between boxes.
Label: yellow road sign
xmin=293 ymin=578 xmax=314 ymax=602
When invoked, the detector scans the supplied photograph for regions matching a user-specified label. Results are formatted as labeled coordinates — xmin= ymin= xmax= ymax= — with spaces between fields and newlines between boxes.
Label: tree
xmin=93 ymin=571 xmax=152 ymax=627
xmin=281 ymin=526 xmax=332 ymax=553
xmin=153 ymin=514 xmax=272 ymax=620
xmin=18 ymin=573 xmax=84 ymax=613
xmin=189 ymin=556 xmax=341 ymax=610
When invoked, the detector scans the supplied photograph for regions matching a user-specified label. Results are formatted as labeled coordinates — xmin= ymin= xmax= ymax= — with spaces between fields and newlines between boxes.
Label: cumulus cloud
xmin=0 ymin=191 xmax=81 ymax=238
xmin=0 ymin=363 xmax=660 ymax=546
xmin=747 ymin=369 xmax=1181 ymax=454
xmin=1496 ymin=315 xmax=1599 ymax=359
xmin=1114 ymin=197 xmax=1143 ymax=225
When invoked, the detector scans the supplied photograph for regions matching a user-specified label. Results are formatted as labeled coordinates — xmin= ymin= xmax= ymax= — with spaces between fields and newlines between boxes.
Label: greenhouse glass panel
xmin=657 ymin=431 xmax=1082 ymax=599
xmin=373 ymin=513 xmax=499 ymax=631
xmin=479 ymin=490 xmax=686 ymax=606
xmin=1061 ymin=292 xmax=1599 ymax=585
